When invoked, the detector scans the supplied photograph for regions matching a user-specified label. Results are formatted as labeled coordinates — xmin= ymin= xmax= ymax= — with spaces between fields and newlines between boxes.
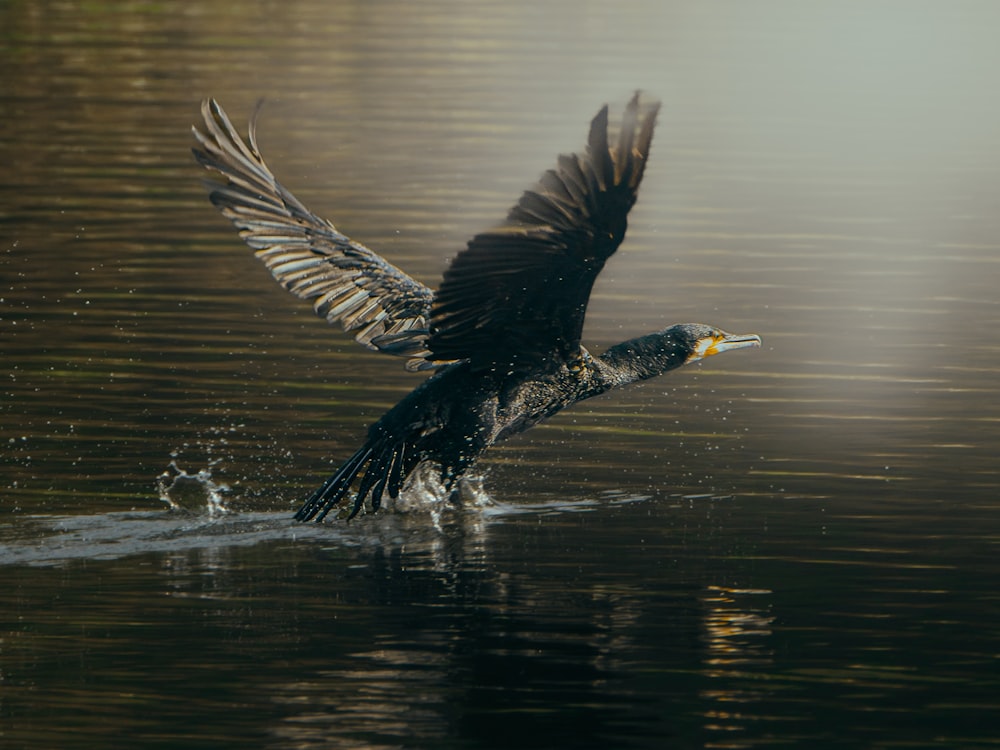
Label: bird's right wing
xmin=427 ymin=93 xmax=660 ymax=371
xmin=192 ymin=99 xmax=434 ymax=364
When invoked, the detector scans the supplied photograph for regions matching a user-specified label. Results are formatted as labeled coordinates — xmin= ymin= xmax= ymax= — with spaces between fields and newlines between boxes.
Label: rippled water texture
xmin=2 ymin=1 xmax=999 ymax=747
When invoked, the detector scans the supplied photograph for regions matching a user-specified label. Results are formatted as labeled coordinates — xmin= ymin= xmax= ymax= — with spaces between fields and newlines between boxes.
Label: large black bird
xmin=192 ymin=94 xmax=760 ymax=522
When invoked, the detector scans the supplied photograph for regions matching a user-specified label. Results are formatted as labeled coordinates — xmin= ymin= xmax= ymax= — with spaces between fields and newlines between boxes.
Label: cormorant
xmin=192 ymin=94 xmax=760 ymax=522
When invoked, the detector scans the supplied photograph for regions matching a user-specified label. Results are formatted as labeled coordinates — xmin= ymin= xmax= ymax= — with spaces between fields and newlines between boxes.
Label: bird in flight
xmin=192 ymin=94 xmax=760 ymax=522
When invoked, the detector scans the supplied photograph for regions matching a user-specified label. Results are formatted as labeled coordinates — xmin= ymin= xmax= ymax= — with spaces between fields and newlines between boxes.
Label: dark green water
xmin=2 ymin=1 xmax=999 ymax=747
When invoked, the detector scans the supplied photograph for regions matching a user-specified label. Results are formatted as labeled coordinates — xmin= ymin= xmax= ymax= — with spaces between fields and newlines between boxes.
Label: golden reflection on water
xmin=701 ymin=585 xmax=775 ymax=669
xmin=699 ymin=585 xmax=776 ymax=740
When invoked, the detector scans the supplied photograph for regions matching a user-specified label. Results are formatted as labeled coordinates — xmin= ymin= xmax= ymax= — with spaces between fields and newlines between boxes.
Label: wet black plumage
xmin=192 ymin=94 xmax=760 ymax=521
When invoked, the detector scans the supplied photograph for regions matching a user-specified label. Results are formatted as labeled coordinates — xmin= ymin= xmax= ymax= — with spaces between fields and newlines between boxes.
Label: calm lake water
xmin=2 ymin=1 xmax=999 ymax=747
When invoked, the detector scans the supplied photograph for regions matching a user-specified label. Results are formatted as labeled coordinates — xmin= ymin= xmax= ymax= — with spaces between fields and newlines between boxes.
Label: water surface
xmin=2 ymin=1 xmax=999 ymax=747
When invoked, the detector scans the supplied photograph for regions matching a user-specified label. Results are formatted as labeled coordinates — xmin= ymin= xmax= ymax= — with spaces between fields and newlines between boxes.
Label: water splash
xmin=156 ymin=461 xmax=230 ymax=515
xmin=385 ymin=464 xmax=494 ymax=529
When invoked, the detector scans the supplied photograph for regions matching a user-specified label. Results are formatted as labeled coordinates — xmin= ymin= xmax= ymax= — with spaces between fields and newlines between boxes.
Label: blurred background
xmin=1 ymin=1 xmax=999 ymax=748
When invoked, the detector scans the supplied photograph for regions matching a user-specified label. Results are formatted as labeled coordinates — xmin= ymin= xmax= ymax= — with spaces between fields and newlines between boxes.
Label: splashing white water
xmin=386 ymin=464 xmax=493 ymax=529
xmin=156 ymin=461 xmax=230 ymax=515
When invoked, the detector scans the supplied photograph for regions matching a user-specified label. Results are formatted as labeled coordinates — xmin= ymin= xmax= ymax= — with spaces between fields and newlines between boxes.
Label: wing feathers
xmin=195 ymin=94 xmax=661 ymax=375
xmin=427 ymin=93 xmax=661 ymax=369
xmin=193 ymin=99 xmax=435 ymax=366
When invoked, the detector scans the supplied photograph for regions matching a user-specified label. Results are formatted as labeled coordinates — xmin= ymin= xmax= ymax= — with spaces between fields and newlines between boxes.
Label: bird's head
xmin=599 ymin=323 xmax=761 ymax=383
xmin=673 ymin=323 xmax=762 ymax=364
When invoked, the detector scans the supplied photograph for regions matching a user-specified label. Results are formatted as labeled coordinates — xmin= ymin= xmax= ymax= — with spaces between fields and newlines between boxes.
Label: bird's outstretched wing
xmin=427 ymin=93 xmax=661 ymax=371
xmin=192 ymin=99 xmax=434 ymax=364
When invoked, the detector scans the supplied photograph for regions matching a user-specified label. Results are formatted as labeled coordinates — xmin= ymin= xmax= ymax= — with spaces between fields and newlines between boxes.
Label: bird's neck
xmin=591 ymin=329 xmax=693 ymax=392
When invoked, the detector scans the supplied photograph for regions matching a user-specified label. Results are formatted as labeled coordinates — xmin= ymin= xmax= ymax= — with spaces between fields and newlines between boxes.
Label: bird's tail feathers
xmin=294 ymin=440 xmax=410 ymax=522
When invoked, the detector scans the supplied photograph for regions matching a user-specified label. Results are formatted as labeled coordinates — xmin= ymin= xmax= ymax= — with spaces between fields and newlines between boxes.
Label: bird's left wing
xmin=192 ymin=99 xmax=434 ymax=364
xmin=427 ymin=93 xmax=661 ymax=371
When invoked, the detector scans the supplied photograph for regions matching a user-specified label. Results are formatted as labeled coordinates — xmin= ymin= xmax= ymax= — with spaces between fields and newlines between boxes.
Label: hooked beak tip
xmin=704 ymin=332 xmax=762 ymax=358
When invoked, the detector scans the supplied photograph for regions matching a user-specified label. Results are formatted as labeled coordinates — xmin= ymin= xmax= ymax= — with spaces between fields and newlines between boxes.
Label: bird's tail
xmin=294 ymin=439 xmax=411 ymax=522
